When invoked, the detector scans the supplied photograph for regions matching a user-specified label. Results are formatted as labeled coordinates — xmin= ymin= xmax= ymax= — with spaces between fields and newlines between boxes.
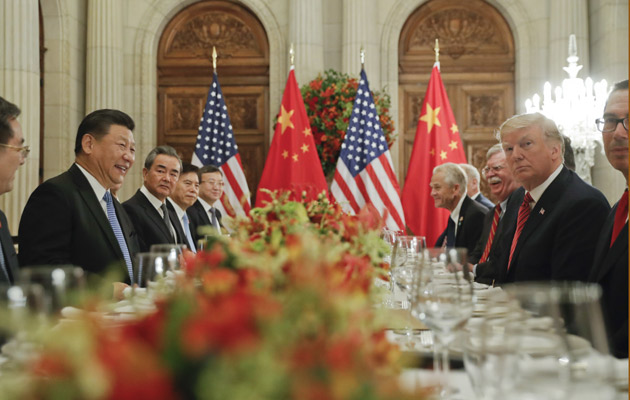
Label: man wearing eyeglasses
xmin=468 ymin=144 xmax=521 ymax=284
xmin=494 ymin=112 xmax=609 ymax=284
xmin=588 ymin=80 xmax=628 ymax=358
xmin=188 ymin=165 xmax=224 ymax=241
xmin=0 ymin=97 xmax=27 ymax=283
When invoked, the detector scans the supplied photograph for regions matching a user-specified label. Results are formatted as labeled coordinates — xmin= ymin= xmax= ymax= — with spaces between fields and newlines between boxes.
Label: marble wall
xmin=0 ymin=0 xmax=627 ymax=229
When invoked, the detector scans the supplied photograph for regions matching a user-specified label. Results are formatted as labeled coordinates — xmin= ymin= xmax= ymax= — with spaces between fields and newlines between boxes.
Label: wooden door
xmin=398 ymin=0 xmax=515 ymax=195
xmin=157 ymin=0 xmax=269 ymax=202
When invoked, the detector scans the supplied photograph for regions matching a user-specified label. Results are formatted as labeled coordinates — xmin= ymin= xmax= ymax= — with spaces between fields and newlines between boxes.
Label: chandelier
xmin=525 ymin=34 xmax=608 ymax=184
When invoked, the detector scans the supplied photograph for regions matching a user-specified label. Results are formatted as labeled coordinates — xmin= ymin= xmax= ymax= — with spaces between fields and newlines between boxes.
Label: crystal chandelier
xmin=525 ymin=34 xmax=609 ymax=184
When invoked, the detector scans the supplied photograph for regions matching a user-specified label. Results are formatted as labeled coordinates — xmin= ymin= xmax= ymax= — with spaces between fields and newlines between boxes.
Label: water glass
xmin=18 ymin=266 xmax=87 ymax=313
xmin=149 ymin=244 xmax=188 ymax=270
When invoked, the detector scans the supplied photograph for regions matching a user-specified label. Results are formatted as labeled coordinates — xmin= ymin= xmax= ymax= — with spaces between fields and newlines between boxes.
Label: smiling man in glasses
xmin=588 ymin=80 xmax=629 ymax=358
xmin=0 ymin=97 xmax=27 ymax=283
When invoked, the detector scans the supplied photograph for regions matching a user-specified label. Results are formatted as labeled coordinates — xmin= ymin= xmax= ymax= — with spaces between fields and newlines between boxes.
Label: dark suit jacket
xmin=588 ymin=199 xmax=628 ymax=358
xmin=18 ymin=164 xmax=140 ymax=280
xmin=472 ymin=188 xmax=525 ymax=284
xmin=123 ymin=190 xmax=185 ymax=252
xmin=496 ymin=167 xmax=610 ymax=284
xmin=435 ymin=196 xmax=488 ymax=255
xmin=474 ymin=193 xmax=494 ymax=210
xmin=0 ymin=210 xmax=18 ymax=283
xmin=187 ymin=200 xmax=222 ymax=243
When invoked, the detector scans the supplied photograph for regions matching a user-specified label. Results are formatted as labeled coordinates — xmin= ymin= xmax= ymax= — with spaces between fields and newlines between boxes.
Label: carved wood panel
xmin=398 ymin=0 xmax=515 ymax=199
xmin=157 ymin=0 xmax=269 ymax=204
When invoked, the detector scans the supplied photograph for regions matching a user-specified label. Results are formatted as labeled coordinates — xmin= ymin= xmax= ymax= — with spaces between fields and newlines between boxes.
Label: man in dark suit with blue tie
xmin=123 ymin=146 xmax=186 ymax=252
xmin=588 ymin=80 xmax=628 ymax=358
xmin=495 ymin=112 xmax=609 ymax=284
xmin=19 ymin=109 xmax=140 ymax=281
xmin=0 ymin=97 xmax=28 ymax=283
xmin=432 ymin=162 xmax=488 ymax=254
xmin=188 ymin=165 xmax=224 ymax=242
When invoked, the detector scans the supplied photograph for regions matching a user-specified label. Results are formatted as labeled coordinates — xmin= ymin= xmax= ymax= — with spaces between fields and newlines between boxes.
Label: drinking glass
xmin=380 ymin=228 xmax=398 ymax=265
xmin=410 ymin=247 xmax=473 ymax=398
xmin=463 ymin=292 xmax=522 ymax=400
xmin=133 ymin=252 xmax=173 ymax=293
xmin=149 ymin=244 xmax=188 ymax=270
xmin=18 ymin=266 xmax=87 ymax=314
xmin=389 ymin=236 xmax=426 ymax=345
xmin=503 ymin=282 xmax=616 ymax=400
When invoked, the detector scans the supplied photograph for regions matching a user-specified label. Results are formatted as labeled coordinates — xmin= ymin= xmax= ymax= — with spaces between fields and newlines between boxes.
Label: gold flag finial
xmin=434 ymin=39 xmax=440 ymax=63
xmin=289 ymin=43 xmax=295 ymax=67
xmin=212 ymin=46 xmax=217 ymax=71
xmin=360 ymin=46 xmax=365 ymax=68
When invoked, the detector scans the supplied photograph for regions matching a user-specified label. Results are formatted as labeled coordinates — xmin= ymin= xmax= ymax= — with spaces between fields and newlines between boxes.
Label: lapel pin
xmin=539 ymin=208 xmax=545 ymax=215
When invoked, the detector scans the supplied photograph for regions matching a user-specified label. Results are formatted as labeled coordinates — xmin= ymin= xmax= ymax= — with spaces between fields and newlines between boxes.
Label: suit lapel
xmin=455 ymin=197 xmax=469 ymax=246
xmin=195 ymin=201 xmax=212 ymax=225
xmin=591 ymin=200 xmax=627 ymax=282
xmin=508 ymin=169 xmax=568 ymax=271
xmin=70 ymin=165 xmax=123 ymax=258
xmin=136 ymin=192 xmax=173 ymax=241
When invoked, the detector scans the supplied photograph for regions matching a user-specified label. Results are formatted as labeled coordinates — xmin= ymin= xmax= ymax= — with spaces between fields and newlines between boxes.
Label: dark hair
xmin=74 ymin=109 xmax=135 ymax=155
xmin=612 ymin=80 xmax=629 ymax=92
xmin=562 ymin=135 xmax=576 ymax=171
xmin=181 ymin=163 xmax=199 ymax=175
xmin=144 ymin=145 xmax=182 ymax=170
xmin=198 ymin=164 xmax=222 ymax=180
xmin=0 ymin=97 xmax=21 ymax=145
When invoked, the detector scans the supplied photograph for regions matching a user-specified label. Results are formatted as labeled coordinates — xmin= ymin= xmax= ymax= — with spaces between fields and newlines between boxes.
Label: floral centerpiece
xmin=301 ymin=70 xmax=396 ymax=178
xmin=0 ymin=193 xmax=424 ymax=400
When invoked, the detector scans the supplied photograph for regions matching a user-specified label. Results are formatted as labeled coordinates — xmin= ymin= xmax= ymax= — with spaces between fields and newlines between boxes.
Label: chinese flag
xmin=255 ymin=68 xmax=328 ymax=206
xmin=401 ymin=63 xmax=467 ymax=245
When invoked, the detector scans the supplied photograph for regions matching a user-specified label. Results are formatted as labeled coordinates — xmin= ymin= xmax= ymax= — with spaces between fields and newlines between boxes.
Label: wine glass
xmin=503 ymin=282 xmax=616 ymax=400
xmin=410 ymin=247 xmax=473 ymax=398
xmin=149 ymin=244 xmax=188 ymax=270
xmin=17 ymin=266 xmax=87 ymax=314
xmin=132 ymin=252 xmax=174 ymax=302
xmin=390 ymin=236 xmax=426 ymax=345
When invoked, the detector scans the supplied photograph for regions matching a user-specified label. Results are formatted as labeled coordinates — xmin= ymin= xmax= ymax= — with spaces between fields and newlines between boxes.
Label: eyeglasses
xmin=595 ymin=117 xmax=629 ymax=133
xmin=201 ymin=180 xmax=224 ymax=187
xmin=0 ymin=143 xmax=30 ymax=158
xmin=482 ymin=165 xmax=506 ymax=175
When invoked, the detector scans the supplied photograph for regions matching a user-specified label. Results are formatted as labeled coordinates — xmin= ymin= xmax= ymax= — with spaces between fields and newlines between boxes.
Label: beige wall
xmin=1 ymin=0 xmax=627 ymax=227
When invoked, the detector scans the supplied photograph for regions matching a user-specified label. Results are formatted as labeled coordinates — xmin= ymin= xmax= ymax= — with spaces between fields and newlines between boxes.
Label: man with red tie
xmin=469 ymin=144 xmax=521 ymax=284
xmin=495 ymin=112 xmax=609 ymax=284
xmin=588 ymin=80 xmax=628 ymax=358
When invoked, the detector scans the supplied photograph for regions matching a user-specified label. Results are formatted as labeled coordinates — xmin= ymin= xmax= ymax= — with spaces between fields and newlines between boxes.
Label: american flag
xmin=331 ymin=70 xmax=405 ymax=231
xmin=192 ymin=72 xmax=251 ymax=217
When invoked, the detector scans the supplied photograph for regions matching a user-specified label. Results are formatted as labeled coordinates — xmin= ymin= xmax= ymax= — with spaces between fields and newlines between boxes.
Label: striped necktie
xmin=0 ymin=239 xmax=11 ymax=283
xmin=479 ymin=204 xmax=501 ymax=263
xmin=103 ymin=191 xmax=133 ymax=282
xmin=508 ymin=192 xmax=534 ymax=269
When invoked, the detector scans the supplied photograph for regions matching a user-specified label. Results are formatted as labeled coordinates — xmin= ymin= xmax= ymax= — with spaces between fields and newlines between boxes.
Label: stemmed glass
xmin=389 ymin=235 xmax=426 ymax=346
xmin=410 ymin=247 xmax=473 ymax=398
xmin=503 ymin=282 xmax=616 ymax=400
xmin=132 ymin=252 xmax=174 ymax=308
xmin=149 ymin=244 xmax=188 ymax=271
xmin=18 ymin=266 xmax=87 ymax=314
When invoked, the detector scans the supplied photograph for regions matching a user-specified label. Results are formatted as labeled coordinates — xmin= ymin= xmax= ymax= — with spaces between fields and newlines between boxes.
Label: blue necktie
xmin=445 ymin=218 xmax=456 ymax=247
xmin=0 ymin=240 xmax=11 ymax=283
xmin=103 ymin=191 xmax=133 ymax=282
xmin=182 ymin=213 xmax=196 ymax=252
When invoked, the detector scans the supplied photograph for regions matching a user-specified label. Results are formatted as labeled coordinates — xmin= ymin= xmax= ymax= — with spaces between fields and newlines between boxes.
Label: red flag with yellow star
xmin=255 ymin=68 xmax=328 ymax=206
xmin=401 ymin=63 xmax=467 ymax=244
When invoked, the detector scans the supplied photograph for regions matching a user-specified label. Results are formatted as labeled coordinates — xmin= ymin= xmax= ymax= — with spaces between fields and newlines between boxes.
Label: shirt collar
xmin=75 ymin=163 xmax=107 ymax=202
xmin=450 ymin=194 xmax=467 ymax=224
xmin=140 ymin=185 xmax=165 ymax=212
xmin=527 ymin=164 xmax=564 ymax=203
xmin=197 ymin=197 xmax=214 ymax=211
xmin=167 ymin=198 xmax=186 ymax=220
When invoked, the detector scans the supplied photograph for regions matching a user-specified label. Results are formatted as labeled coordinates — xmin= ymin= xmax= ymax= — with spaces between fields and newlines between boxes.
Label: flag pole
xmin=434 ymin=38 xmax=440 ymax=70
xmin=289 ymin=43 xmax=294 ymax=69
xmin=360 ymin=45 xmax=365 ymax=70
xmin=212 ymin=46 xmax=217 ymax=72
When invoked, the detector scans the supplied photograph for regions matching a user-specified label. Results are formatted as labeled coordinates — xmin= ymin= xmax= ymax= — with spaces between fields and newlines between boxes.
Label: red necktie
xmin=508 ymin=192 xmax=534 ymax=269
xmin=479 ymin=204 xmax=501 ymax=263
xmin=610 ymin=190 xmax=628 ymax=247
